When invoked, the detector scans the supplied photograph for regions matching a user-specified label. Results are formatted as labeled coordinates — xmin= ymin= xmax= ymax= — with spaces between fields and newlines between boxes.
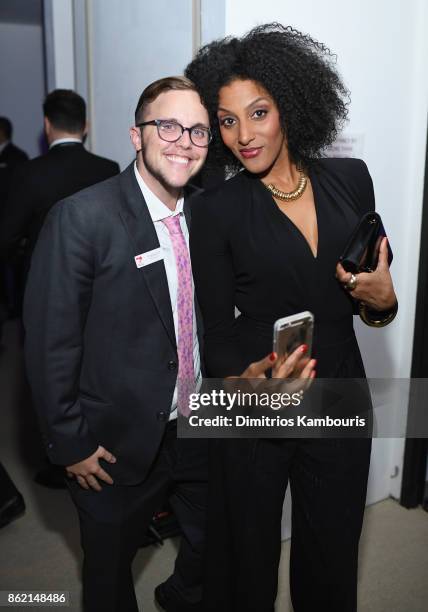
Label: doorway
xmin=400 ymin=120 xmax=428 ymax=509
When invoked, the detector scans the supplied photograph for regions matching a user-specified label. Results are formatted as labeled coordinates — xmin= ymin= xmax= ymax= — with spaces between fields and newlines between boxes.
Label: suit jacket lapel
xmin=183 ymin=196 xmax=192 ymax=228
xmin=183 ymin=186 xmax=206 ymax=370
xmin=182 ymin=182 xmax=203 ymax=227
xmin=118 ymin=163 xmax=176 ymax=349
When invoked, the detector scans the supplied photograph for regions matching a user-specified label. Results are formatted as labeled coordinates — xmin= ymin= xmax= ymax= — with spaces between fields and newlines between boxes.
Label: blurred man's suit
xmin=0 ymin=141 xmax=28 ymax=211
xmin=0 ymin=141 xmax=119 ymax=264
xmin=23 ymin=163 xmax=207 ymax=612
xmin=0 ymin=139 xmax=28 ymax=324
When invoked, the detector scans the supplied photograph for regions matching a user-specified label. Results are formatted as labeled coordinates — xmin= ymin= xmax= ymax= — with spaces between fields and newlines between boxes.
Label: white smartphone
xmin=273 ymin=311 xmax=314 ymax=359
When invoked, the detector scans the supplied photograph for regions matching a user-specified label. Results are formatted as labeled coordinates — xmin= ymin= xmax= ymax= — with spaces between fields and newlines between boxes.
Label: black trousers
xmin=67 ymin=423 xmax=208 ymax=612
xmin=204 ymin=437 xmax=372 ymax=612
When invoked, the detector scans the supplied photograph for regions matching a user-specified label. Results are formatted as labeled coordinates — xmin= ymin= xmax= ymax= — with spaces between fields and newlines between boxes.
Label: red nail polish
xmin=313 ymin=359 xmax=317 ymax=366
xmin=269 ymin=352 xmax=276 ymax=362
xmin=300 ymin=344 xmax=308 ymax=353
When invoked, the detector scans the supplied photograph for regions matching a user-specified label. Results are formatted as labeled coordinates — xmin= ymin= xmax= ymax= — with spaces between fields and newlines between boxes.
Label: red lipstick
xmin=239 ymin=147 xmax=262 ymax=159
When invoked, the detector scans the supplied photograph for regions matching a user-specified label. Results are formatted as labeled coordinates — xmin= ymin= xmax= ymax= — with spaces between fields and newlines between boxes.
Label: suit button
xmin=168 ymin=360 xmax=177 ymax=370
xmin=157 ymin=411 xmax=168 ymax=422
xmin=47 ymin=443 xmax=53 ymax=449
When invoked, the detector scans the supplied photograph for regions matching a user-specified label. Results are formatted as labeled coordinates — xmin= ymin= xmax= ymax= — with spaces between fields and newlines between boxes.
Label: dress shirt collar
xmin=49 ymin=137 xmax=82 ymax=149
xmin=133 ymin=161 xmax=184 ymax=222
xmin=0 ymin=140 xmax=10 ymax=155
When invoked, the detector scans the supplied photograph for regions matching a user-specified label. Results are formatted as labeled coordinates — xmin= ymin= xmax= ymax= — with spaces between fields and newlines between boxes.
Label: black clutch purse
xmin=340 ymin=212 xmax=397 ymax=327
xmin=340 ymin=212 xmax=393 ymax=273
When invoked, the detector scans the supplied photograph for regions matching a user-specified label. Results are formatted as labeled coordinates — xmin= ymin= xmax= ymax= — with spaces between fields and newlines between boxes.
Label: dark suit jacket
xmin=0 ymin=142 xmax=28 ymax=166
xmin=24 ymin=163 xmax=203 ymax=485
xmin=0 ymin=142 xmax=28 ymax=212
xmin=0 ymin=142 xmax=119 ymax=260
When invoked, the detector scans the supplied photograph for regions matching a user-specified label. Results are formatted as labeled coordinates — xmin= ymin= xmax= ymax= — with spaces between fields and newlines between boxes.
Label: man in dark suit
xmin=0 ymin=90 xmax=119 ymax=266
xmin=0 ymin=117 xmax=28 ymax=325
xmin=0 ymin=117 xmax=28 ymax=211
xmin=0 ymin=90 xmax=120 ymax=486
xmin=24 ymin=77 xmax=211 ymax=612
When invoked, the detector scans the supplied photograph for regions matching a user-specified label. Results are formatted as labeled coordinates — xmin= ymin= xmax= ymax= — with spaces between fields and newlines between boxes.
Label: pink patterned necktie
xmin=162 ymin=215 xmax=194 ymax=416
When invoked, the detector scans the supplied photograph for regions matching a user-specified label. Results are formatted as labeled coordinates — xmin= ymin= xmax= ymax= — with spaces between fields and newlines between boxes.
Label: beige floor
xmin=1 ymin=321 xmax=427 ymax=611
xmin=277 ymin=499 xmax=428 ymax=612
xmin=1 ymin=486 xmax=427 ymax=612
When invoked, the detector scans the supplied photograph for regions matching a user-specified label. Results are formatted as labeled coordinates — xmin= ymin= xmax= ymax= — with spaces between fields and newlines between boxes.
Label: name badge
xmin=134 ymin=247 xmax=163 ymax=268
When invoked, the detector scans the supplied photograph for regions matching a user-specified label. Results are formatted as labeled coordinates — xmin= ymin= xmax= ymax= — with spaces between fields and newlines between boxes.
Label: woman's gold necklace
xmin=264 ymin=169 xmax=308 ymax=202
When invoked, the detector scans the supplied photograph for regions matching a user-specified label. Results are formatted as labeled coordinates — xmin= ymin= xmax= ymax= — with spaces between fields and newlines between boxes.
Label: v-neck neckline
xmin=257 ymin=166 xmax=320 ymax=260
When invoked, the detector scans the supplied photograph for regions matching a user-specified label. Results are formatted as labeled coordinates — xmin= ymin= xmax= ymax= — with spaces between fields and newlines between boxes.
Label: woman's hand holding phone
xmin=237 ymin=346 xmax=316 ymax=380
xmin=227 ymin=347 xmax=316 ymax=408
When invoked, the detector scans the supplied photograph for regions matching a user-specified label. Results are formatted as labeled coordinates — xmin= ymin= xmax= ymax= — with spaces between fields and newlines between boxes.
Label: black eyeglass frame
xmin=136 ymin=119 xmax=212 ymax=147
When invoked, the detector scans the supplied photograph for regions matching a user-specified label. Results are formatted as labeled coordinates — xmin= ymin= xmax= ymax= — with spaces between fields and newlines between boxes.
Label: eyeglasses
xmin=136 ymin=119 xmax=212 ymax=147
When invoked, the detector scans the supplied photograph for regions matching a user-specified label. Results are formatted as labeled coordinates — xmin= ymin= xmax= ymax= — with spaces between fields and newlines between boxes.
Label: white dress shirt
xmin=49 ymin=137 xmax=82 ymax=149
xmin=134 ymin=163 xmax=201 ymax=419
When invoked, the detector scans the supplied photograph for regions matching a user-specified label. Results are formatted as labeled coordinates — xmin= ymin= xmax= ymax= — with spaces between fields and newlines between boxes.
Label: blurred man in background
xmin=0 ymin=117 xmax=28 ymax=211
xmin=0 ymin=117 xmax=28 ymax=332
xmin=0 ymin=90 xmax=120 ymax=488
xmin=0 ymin=90 xmax=119 ymax=275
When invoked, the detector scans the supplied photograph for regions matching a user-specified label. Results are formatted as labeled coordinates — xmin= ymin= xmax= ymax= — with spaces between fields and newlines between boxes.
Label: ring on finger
xmin=345 ymin=273 xmax=357 ymax=291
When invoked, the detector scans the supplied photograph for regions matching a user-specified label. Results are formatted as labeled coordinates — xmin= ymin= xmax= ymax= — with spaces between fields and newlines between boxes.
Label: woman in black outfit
xmin=185 ymin=24 xmax=397 ymax=612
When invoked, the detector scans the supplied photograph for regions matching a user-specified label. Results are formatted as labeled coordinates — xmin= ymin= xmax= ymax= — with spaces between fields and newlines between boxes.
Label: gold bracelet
xmin=359 ymin=301 xmax=398 ymax=327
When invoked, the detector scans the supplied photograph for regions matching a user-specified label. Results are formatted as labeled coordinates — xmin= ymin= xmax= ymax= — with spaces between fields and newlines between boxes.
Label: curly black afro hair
xmin=185 ymin=23 xmax=350 ymax=174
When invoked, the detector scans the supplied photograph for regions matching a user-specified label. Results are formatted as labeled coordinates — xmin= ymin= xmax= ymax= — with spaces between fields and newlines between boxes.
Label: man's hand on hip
xmin=66 ymin=446 xmax=117 ymax=491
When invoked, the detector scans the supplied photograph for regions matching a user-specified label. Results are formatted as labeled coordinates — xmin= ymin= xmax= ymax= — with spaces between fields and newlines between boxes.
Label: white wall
xmin=0 ymin=22 xmax=45 ymax=158
xmin=43 ymin=0 xmax=75 ymax=92
xmin=86 ymin=0 xmax=195 ymax=170
xmin=201 ymin=0 xmax=225 ymax=45
xmin=45 ymin=0 xmax=226 ymax=168
xmin=225 ymin=0 xmax=428 ymax=509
